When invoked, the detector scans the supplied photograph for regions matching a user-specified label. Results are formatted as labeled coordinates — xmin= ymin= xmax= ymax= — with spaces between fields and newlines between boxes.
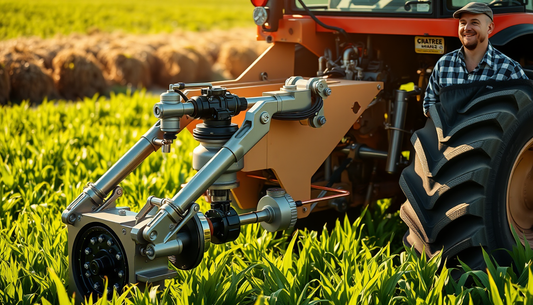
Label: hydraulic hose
xmin=297 ymin=0 xmax=349 ymax=42
xmin=272 ymin=95 xmax=323 ymax=121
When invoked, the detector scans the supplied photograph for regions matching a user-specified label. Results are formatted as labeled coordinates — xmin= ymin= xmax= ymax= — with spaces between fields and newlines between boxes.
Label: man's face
xmin=458 ymin=13 xmax=494 ymax=51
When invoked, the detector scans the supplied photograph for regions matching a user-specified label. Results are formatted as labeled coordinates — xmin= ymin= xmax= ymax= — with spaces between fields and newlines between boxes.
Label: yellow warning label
xmin=415 ymin=36 xmax=445 ymax=54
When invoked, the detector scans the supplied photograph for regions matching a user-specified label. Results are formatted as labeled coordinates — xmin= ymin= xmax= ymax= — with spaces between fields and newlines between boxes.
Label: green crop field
xmin=0 ymin=0 xmax=253 ymax=40
xmin=3 ymin=93 xmax=533 ymax=304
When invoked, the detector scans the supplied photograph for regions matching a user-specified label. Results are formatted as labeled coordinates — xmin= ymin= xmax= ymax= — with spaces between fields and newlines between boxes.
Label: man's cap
xmin=453 ymin=2 xmax=493 ymax=21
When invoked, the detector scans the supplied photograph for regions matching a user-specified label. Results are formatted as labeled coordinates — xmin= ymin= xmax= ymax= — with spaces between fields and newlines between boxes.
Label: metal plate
xmin=415 ymin=36 xmax=445 ymax=54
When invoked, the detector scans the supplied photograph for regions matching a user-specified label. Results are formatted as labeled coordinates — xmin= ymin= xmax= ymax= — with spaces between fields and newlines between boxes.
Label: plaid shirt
xmin=423 ymin=43 xmax=529 ymax=116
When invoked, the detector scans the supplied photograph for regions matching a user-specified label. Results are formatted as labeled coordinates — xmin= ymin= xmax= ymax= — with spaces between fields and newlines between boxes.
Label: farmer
xmin=423 ymin=2 xmax=529 ymax=117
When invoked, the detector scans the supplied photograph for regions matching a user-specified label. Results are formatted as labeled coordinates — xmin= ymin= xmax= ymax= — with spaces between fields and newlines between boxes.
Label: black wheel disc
xmin=168 ymin=213 xmax=209 ymax=270
xmin=72 ymin=223 xmax=128 ymax=299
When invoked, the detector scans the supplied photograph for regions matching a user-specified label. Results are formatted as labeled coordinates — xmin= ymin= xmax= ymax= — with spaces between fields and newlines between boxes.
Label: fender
xmin=490 ymin=23 xmax=533 ymax=46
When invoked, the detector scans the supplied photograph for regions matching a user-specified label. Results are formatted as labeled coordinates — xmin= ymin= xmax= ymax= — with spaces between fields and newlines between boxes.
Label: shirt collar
xmin=457 ymin=43 xmax=494 ymax=69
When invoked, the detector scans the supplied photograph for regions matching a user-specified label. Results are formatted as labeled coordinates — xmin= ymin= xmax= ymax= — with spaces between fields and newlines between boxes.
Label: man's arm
xmin=423 ymin=62 xmax=442 ymax=117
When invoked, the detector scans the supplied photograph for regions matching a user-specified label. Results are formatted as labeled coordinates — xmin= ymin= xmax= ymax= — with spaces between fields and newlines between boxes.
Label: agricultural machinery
xmin=62 ymin=0 xmax=533 ymax=299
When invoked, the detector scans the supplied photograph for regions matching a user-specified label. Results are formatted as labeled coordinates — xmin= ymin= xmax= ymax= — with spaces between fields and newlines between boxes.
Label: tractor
xmin=62 ymin=0 xmax=533 ymax=299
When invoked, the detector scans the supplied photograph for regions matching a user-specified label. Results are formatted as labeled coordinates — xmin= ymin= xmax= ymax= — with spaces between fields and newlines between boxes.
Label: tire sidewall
xmin=486 ymin=102 xmax=533 ymax=262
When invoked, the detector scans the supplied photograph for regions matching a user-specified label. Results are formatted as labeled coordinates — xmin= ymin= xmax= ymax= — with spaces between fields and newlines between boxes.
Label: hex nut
xmin=260 ymin=112 xmax=270 ymax=124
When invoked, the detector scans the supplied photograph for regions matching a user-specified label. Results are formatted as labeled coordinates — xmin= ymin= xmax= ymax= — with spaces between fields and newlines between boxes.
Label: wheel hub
xmin=507 ymin=138 xmax=533 ymax=245
xmin=73 ymin=224 xmax=128 ymax=298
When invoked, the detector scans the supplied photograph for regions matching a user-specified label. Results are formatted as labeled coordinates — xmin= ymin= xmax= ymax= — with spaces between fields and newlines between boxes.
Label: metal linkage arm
xmin=61 ymin=121 xmax=167 ymax=224
xmin=141 ymin=77 xmax=330 ymax=244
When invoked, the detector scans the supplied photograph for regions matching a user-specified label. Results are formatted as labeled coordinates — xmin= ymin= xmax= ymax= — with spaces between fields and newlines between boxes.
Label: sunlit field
xmin=3 ymin=1 xmax=533 ymax=304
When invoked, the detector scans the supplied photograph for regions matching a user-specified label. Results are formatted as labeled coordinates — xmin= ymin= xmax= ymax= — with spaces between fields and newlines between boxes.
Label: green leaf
xmin=487 ymin=270 xmax=503 ymax=305
xmin=48 ymin=268 xmax=73 ymax=305
xmin=282 ymin=230 xmax=298 ymax=275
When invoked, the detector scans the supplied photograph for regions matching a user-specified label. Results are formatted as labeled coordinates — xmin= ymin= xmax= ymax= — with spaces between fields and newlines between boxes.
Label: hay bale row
xmin=0 ymin=29 xmax=268 ymax=104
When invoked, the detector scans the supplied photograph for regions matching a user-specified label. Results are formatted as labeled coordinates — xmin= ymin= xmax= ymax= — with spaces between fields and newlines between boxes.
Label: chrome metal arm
xmin=61 ymin=121 xmax=166 ymax=224
xmin=141 ymin=77 xmax=330 ymax=244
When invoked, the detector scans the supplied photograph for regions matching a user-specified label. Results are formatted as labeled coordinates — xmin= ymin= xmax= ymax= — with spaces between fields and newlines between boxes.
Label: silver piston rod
xmin=94 ymin=122 xmax=165 ymax=197
xmin=62 ymin=122 xmax=167 ymax=224
xmin=238 ymin=209 xmax=273 ymax=225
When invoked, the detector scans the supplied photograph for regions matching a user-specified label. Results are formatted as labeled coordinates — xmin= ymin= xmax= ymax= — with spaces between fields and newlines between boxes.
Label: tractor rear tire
xmin=400 ymin=79 xmax=533 ymax=269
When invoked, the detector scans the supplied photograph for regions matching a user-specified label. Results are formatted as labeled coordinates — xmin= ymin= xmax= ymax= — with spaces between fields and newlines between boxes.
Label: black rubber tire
xmin=400 ymin=79 xmax=533 ymax=269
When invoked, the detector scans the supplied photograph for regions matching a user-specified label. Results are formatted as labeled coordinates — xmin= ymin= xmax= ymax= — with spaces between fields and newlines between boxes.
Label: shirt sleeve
xmin=423 ymin=61 xmax=442 ymax=117
xmin=513 ymin=64 xmax=529 ymax=80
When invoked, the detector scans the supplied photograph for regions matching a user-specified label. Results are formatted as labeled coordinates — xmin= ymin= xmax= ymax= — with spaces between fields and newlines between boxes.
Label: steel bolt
xmin=93 ymin=283 xmax=101 ymax=290
xmin=118 ymin=270 xmax=124 ymax=278
xmin=377 ymin=84 xmax=382 ymax=90
xmin=115 ymin=253 xmax=122 ymax=261
xmin=90 ymin=237 xmax=97 ymax=245
xmin=107 ymin=239 xmax=114 ymax=247
xmin=303 ymin=207 xmax=308 ymax=212
xmin=145 ymin=247 xmax=155 ymax=258
xmin=84 ymin=248 xmax=92 ymax=255
xmin=113 ymin=283 xmax=120 ymax=290
xmin=318 ymin=116 xmax=327 ymax=125
xmin=85 ymin=271 xmax=91 ymax=278
xmin=98 ymin=235 xmax=105 ymax=243
xmin=122 ymin=228 xmax=126 ymax=235
xmin=68 ymin=214 xmax=76 ymax=223
xmin=83 ymin=262 xmax=90 ymax=269
xmin=260 ymin=112 xmax=270 ymax=124
xmin=118 ymin=209 xmax=126 ymax=216
xmin=149 ymin=231 xmax=157 ymax=241
xmin=323 ymin=88 xmax=332 ymax=96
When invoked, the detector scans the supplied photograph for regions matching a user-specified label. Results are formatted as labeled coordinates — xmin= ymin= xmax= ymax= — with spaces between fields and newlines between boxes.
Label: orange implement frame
xmin=182 ymin=43 xmax=381 ymax=215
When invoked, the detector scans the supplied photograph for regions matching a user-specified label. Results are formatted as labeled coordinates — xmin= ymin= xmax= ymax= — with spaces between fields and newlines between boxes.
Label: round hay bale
xmin=132 ymin=46 xmax=163 ymax=88
xmin=99 ymin=48 xmax=151 ymax=88
xmin=155 ymin=46 xmax=198 ymax=87
xmin=1 ymin=47 xmax=55 ymax=104
xmin=1 ymin=45 xmax=37 ymax=64
xmin=211 ymin=62 xmax=233 ymax=81
xmin=0 ymin=63 xmax=10 ymax=105
xmin=216 ymin=43 xmax=258 ymax=79
xmin=52 ymin=48 xmax=107 ymax=100
xmin=3 ymin=55 xmax=55 ymax=105
xmin=33 ymin=48 xmax=60 ymax=71
xmin=183 ymin=47 xmax=212 ymax=82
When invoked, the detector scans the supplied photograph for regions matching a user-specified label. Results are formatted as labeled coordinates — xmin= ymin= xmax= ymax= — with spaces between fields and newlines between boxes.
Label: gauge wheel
xmin=72 ymin=223 xmax=128 ymax=299
xmin=400 ymin=79 xmax=533 ymax=269
xmin=168 ymin=213 xmax=210 ymax=270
